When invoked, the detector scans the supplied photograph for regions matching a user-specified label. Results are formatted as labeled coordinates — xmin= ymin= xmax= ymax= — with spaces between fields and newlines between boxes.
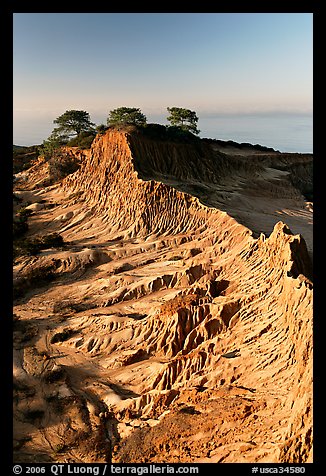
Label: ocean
xmin=198 ymin=113 xmax=313 ymax=153
xmin=13 ymin=113 xmax=313 ymax=153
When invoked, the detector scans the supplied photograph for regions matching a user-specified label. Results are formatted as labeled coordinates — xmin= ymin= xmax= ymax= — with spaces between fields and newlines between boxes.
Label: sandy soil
xmin=13 ymin=130 xmax=313 ymax=463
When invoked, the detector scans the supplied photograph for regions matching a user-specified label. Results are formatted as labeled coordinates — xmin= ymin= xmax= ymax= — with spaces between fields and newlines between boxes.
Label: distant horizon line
xmin=13 ymin=129 xmax=313 ymax=155
xmin=13 ymin=110 xmax=313 ymax=152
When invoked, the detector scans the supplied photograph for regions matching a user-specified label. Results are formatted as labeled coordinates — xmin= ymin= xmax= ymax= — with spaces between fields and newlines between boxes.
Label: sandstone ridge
xmin=13 ymin=128 xmax=313 ymax=463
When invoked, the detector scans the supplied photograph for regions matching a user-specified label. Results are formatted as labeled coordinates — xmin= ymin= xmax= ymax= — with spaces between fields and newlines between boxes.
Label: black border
xmin=5 ymin=3 xmax=321 ymax=473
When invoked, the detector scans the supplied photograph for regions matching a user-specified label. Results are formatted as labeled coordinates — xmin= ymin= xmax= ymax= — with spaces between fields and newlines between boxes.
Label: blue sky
xmin=13 ymin=13 xmax=313 ymax=146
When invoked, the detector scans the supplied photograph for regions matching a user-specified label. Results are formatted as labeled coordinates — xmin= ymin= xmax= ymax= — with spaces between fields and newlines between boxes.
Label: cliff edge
xmin=13 ymin=128 xmax=313 ymax=463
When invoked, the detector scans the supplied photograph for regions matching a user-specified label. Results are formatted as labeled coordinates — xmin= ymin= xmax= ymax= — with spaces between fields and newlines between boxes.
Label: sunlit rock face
xmin=13 ymin=127 xmax=312 ymax=463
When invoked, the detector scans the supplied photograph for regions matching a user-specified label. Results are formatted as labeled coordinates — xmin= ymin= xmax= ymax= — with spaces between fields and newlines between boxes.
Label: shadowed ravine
xmin=13 ymin=128 xmax=312 ymax=463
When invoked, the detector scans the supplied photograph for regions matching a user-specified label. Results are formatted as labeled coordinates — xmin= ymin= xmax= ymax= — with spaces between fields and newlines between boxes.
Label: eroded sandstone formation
xmin=13 ymin=128 xmax=313 ymax=463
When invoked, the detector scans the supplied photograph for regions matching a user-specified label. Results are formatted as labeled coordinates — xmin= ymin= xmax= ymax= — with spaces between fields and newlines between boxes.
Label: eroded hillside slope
xmin=13 ymin=128 xmax=313 ymax=463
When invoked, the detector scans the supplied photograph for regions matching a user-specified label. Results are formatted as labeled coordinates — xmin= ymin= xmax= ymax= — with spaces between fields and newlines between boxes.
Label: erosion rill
xmin=13 ymin=128 xmax=313 ymax=463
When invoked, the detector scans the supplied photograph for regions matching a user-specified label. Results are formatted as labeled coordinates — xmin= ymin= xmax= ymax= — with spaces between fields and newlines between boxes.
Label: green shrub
xmin=165 ymin=125 xmax=200 ymax=142
xmin=134 ymin=123 xmax=200 ymax=143
xmin=13 ymin=207 xmax=33 ymax=240
xmin=48 ymin=153 xmax=80 ymax=181
xmin=16 ymin=207 xmax=33 ymax=219
xmin=13 ymin=145 xmax=41 ymax=173
xmin=13 ymin=233 xmax=65 ymax=259
xmin=54 ymin=443 xmax=66 ymax=453
xmin=67 ymin=131 xmax=96 ymax=148
xmin=140 ymin=123 xmax=168 ymax=140
xmin=96 ymin=124 xmax=108 ymax=135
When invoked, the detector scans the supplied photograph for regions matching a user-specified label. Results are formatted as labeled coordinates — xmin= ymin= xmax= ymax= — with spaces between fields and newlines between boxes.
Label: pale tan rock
xmin=13 ymin=128 xmax=312 ymax=464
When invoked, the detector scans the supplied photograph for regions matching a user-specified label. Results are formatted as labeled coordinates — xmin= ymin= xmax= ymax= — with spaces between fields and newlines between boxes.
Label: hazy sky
xmin=13 ymin=12 xmax=313 ymax=146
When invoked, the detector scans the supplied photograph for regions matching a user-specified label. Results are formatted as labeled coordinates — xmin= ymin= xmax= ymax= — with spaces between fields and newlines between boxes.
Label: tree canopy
xmin=39 ymin=129 xmax=68 ymax=160
xmin=53 ymin=110 xmax=95 ymax=138
xmin=107 ymin=107 xmax=147 ymax=127
xmin=39 ymin=110 xmax=96 ymax=157
xmin=38 ymin=105 xmax=202 ymax=160
xmin=166 ymin=107 xmax=200 ymax=135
